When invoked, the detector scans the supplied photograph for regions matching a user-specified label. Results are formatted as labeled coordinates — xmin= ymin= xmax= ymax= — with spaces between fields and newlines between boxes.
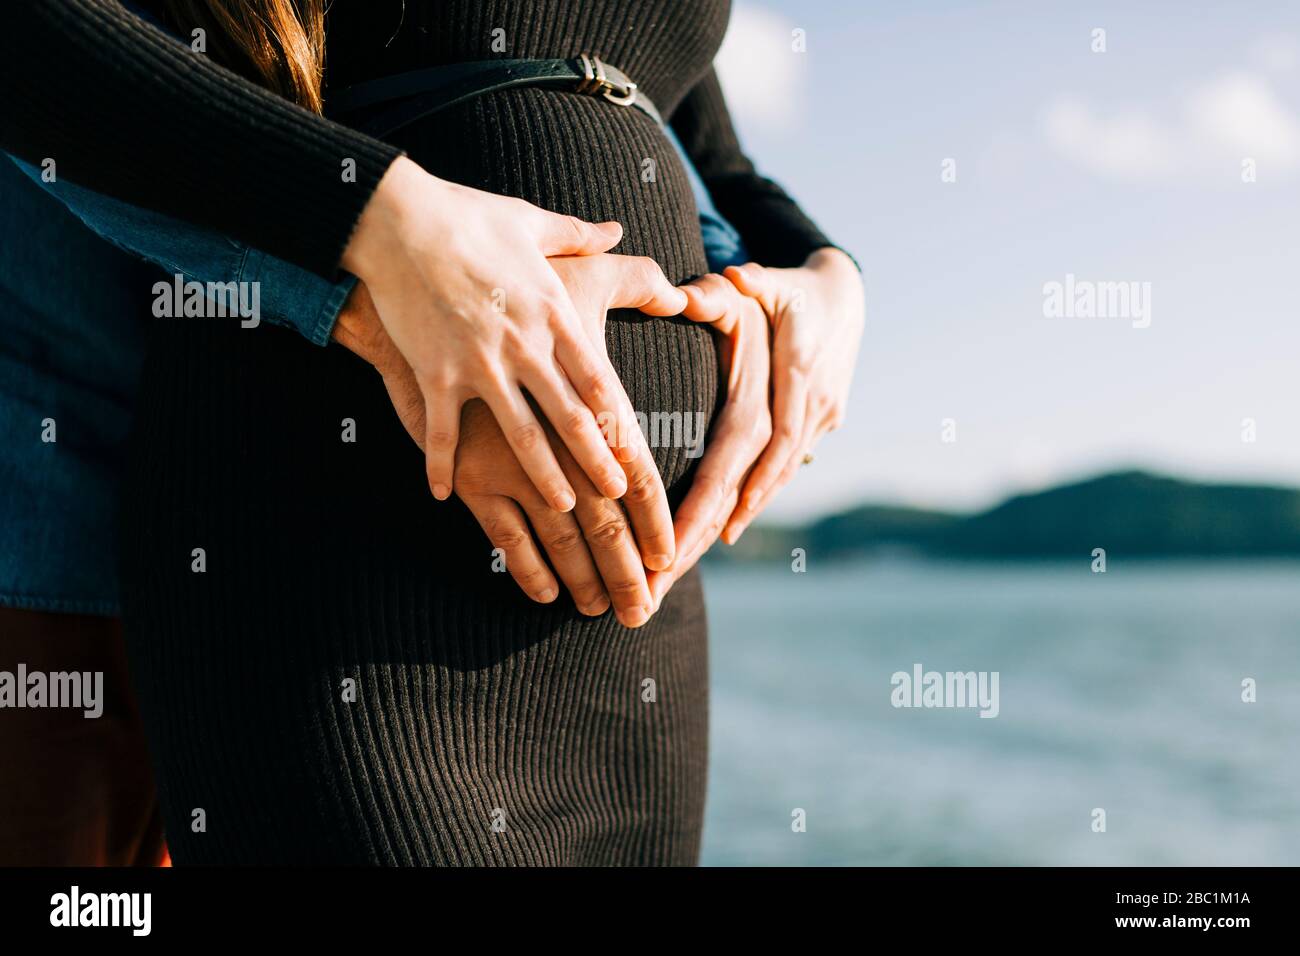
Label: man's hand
xmin=330 ymin=282 xmax=426 ymax=442
xmin=330 ymin=254 xmax=688 ymax=629
xmin=721 ymin=248 xmax=864 ymax=541
xmin=647 ymin=273 xmax=772 ymax=611
xmin=455 ymin=399 xmax=652 ymax=627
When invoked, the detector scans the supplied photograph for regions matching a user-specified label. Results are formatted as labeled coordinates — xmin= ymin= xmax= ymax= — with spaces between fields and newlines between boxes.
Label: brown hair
xmin=160 ymin=0 xmax=326 ymax=113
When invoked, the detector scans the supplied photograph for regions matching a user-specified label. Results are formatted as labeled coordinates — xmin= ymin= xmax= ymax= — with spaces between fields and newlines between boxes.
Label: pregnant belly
xmin=396 ymin=86 xmax=722 ymax=499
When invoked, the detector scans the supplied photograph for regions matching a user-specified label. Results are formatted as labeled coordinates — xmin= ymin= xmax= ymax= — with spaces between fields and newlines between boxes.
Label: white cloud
xmin=1187 ymin=71 xmax=1300 ymax=165
xmin=714 ymin=2 xmax=808 ymax=132
xmin=1043 ymin=71 xmax=1300 ymax=181
xmin=1250 ymin=34 xmax=1300 ymax=74
xmin=1044 ymin=98 xmax=1177 ymax=178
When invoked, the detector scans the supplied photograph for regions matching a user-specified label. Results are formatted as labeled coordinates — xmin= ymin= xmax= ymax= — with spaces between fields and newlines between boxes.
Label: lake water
xmin=698 ymin=559 xmax=1300 ymax=866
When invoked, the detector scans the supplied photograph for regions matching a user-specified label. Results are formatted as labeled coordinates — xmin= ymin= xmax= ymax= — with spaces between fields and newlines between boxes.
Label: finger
xmin=533 ymin=211 xmax=623 ymax=256
xmin=520 ymin=361 xmax=628 ymax=500
xmin=481 ymin=384 xmax=576 ymax=512
xmin=422 ymin=385 xmax=465 ymax=500
xmin=548 ymin=412 xmax=673 ymax=580
xmin=574 ymin=495 xmax=653 ymax=628
xmin=466 ymin=495 xmax=559 ymax=604
xmin=553 ymin=329 xmax=646 ymax=466
xmin=547 ymin=263 xmax=652 ymax=469
xmin=542 ymin=274 xmax=673 ymax=567
xmin=650 ymin=482 xmax=735 ymax=611
xmin=772 ymin=394 xmax=822 ymax=494
xmin=701 ymin=480 xmax=742 ymax=563
xmin=375 ymin=357 xmax=426 ymax=451
xmin=547 ymin=426 xmax=661 ymax=613
xmin=672 ymin=417 xmax=755 ymax=559
xmin=736 ymin=362 xmax=809 ymax=518
xmin=678 ymin=274 xmax=738 ymax=331
xmin=728 ymin=395 xmax=822 ymax=542
xmin=677 ymin=284 xmax=721 ymax=325
xmin=671 ymin=468 xmax=725 ymax=566
xmin=607 ymin=256 xmax=688 ymax=316
xmin=618 ymin=441 xmax=675 ymax=572
xmin=650 ymin=516 xmax=715 ymax=608
xmin=674 ymin=404 xmax=765 ymax=559
xmin=522 ymin=499 xmax=610 ymax=617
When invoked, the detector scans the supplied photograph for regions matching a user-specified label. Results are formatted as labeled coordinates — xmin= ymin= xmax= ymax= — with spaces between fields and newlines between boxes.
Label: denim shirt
xmin=0 ymin=159 xmax=151 ymax=613
xmin=8 ymin=124 xmax=744 ymax=344
xmin=666 ymin=125 xmax=750 ymax=272
xmin=9 ymin=157 xmax=356 ymax=346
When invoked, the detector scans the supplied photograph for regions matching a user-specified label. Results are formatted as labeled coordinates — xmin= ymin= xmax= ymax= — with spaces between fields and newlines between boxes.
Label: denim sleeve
xmin=7 ymin=155 xmax=351 ymax=346
xmin=669 ymin=68 xmax=853 ymax=271
xmin=662 ymin=125 xmax=751 ymax=273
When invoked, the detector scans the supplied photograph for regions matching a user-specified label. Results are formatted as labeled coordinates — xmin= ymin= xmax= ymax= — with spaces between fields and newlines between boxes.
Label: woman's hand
xmin=546 ymin=254 xmax=687 ymax=570
xmin=647 ymin=274 xmax=772 ymax=611
xmin=342 ymin=157 xmax=668 ymax=566
xmin=721 ymin=247 xmax=864 ymax=541
xmin=333 ymin=253 xmax=689 ymax=628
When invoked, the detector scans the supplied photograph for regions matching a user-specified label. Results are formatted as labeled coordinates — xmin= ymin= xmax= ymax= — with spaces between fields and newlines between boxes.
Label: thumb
xmin=608 ymin=256 xmax=688 ymax=317
xmin=724 ymin=263 xmax=781 ymax=316
xmin=677 ymin=275 xmax=737 ymax=331
xmin=535 ymin=211 xmax=623 ymax=256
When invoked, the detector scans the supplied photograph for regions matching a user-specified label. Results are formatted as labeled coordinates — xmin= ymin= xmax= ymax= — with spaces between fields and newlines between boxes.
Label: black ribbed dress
xmin=3 ymin=0 xmax=834 ymax=865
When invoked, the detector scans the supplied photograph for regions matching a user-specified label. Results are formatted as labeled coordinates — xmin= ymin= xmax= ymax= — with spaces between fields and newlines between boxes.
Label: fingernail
xmin=648 ymin=553 xmax=673 ymax=572
xmin=537 ymin=587 xmax=558 ymax=603
xmin=583 ymin=597 xmax=610 ymax=616
xmin=623 ymin=605 xmax=649 ymax=627
xmin=555 ymin=490 xmax=576 ymax=512
xmin=745 ymin=489 xmax=763 ymax=511
xmin=607 ymin=475 xmax=628 ymax=498
xmin=433 ymin=483 xmax=451 ymax=500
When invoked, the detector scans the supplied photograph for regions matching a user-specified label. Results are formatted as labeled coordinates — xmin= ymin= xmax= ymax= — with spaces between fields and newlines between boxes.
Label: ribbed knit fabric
xmin=0 ymin=0 xmax=402 ymax=278
xmin=123 ymin=317 xmax=715 ymax=866
xmin=320 ymin=0 xmax=834 ymax=269
xmin=115 ymin=0 xmax=836 ymax=866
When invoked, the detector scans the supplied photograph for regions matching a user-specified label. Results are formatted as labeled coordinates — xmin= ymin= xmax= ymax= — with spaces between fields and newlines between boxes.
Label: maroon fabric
xmin=0 ymin=608 xmax=165 ymax=866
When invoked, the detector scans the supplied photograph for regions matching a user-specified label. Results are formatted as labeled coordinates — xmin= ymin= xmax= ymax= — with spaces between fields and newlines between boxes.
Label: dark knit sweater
xmin=0 ymin=0 xmax=400 ymax=278
xmin=0 ymin=0 xmax=834 ymax=277
xmin=8 ymin=0 xmax=838 ymax=865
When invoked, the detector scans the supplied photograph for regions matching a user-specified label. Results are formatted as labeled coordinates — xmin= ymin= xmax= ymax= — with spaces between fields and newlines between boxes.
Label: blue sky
xmin=712 ymin=0 xmax=1300 ymax=519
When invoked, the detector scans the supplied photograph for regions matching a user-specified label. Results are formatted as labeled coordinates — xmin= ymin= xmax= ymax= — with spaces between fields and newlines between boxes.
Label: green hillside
xmin=710 ymin=471 xmax=1300 ymax=561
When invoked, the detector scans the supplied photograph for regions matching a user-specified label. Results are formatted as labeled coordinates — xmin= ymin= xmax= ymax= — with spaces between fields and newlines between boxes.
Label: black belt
xmin=326 ymin=55 xmax=663 ymax=139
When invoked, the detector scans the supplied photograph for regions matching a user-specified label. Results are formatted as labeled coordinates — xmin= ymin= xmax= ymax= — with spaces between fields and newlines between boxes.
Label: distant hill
xmin=712 ymin=471 xmax=1300 ymax=561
